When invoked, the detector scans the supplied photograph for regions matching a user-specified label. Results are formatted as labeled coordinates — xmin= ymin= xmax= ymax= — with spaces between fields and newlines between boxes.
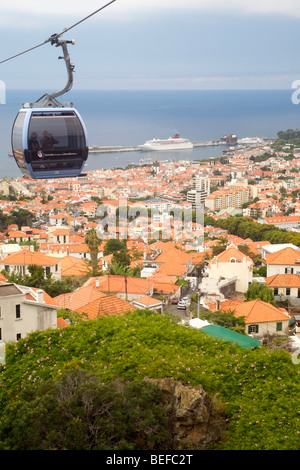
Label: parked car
xmin=181 ymin=296 xmax=190 ymax=305
xmin=177 ymin=301 xmax=186 ymax=310
xmin=171 ymin=298 xmax=180 ymax=304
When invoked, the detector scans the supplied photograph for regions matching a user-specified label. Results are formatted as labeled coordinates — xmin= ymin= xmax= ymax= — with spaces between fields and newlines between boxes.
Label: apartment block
xmin=204 ymin=187 xmax=249 ymax=211
xmin=187 ymin=176 xmax=210 ymax=208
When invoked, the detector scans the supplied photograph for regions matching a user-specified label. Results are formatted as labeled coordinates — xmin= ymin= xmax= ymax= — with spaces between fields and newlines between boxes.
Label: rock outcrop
xmin=145 ymin=377 xmax=225 ymax=450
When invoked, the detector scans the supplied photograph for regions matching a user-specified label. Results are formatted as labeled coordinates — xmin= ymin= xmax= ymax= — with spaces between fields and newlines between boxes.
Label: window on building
xmin=45 ymin=266 xmax=50 ymax=276
xmin=16 ymin=304 xmax=21 ymax=319
xmin=276 ymin=322 xmax=282 ymax=332
xmin=285 ymin=268 xmax=294 ymax=274
xmin=230 ymin=258 xmax=236 ymax=263
xmin=16 ymin=333 xmax=21 ymax=341
xmin=0 ymin=328 xmax=1 ymax=340
xmin=248 ymin=324 xmax=259 ymax=334
xmin=274 ymin=288 xmax=278 ymax=295
xmin=286 ymin=288 xmax=291 ymax=296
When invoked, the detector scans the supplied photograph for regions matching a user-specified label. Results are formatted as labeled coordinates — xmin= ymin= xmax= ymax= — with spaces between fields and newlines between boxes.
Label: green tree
xmin=104 ymin=238 xmax=127 ymax=255
xmin=10 ymin=209 xmax=36 ymax=230
xmin=0 ymin=370 xmax=169 ymax=450
xmin=85 ymin=228 xmax=102 ymax=276
xmin=200 ymin=310 xmax=245 ymax=333
xmin=112 ymin=249 xmax=131 ymax=268
xmin=245 ymin=282 xmax=274 ymax=303
xmin=5 ymin=264 xmax=80 ymax=297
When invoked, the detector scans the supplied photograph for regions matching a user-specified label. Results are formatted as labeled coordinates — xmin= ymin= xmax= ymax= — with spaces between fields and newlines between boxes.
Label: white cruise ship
xmin=140 ymin=134 xmax=193 ymax=151
xmin=237 ymin=137 xmax=263 ymax=145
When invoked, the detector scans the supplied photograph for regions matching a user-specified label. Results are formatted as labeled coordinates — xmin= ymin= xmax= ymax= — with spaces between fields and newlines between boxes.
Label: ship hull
xmin=140 ymin=137 xmax=193 ymax=151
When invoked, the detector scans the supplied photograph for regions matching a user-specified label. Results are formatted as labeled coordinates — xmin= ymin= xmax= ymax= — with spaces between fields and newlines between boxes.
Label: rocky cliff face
xmin=145 ymin=377 xmax=225 ymax=450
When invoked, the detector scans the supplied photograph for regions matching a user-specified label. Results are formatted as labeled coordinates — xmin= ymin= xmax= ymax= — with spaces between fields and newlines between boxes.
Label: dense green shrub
xmin=0 ymin=369 xmax=169 ymax=450
xmin=0 ymin=310 xmax=299 ymax=450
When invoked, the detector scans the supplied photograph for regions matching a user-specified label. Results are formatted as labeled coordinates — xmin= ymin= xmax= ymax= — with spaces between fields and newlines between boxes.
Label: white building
xmin=0 ymin=284 xmax=58 ymax=343
xmin=207 ymin=244 xmax=254 ymax=293
xmin=187 ymin=176 xmax=210 ymax=208
xmin=264 ymin=247 xmax=300 ymax=277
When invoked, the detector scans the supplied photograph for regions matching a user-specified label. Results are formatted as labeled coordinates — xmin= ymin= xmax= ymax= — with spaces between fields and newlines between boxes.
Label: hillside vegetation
xmin=0 ymin=310 xmax=299 ymax=450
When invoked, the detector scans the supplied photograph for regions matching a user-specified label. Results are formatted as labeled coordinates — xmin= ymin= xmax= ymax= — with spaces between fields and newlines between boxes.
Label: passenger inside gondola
xmin=28 ymin=132 xmax=40 ymax=150
xmin=40 ymin=130 xmax=59 ymax=149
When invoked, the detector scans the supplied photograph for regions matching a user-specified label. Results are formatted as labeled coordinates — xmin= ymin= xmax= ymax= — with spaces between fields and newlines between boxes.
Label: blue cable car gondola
xmin=11 ymin=38 xmax=89 ymax=179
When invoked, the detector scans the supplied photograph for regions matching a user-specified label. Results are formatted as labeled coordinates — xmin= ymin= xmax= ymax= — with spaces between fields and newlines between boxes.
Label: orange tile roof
xmin=60 ymin=256 xmax=89 ymax=277
xmin=154 ymin=248 xmax=192 ymax=265
xmin=265 ymin=215 xmax=300 ymax=224
xmin=265 ymin=274 xmax=300 ymax=288
xmin=57 ymin=317 xmax=70 ymax=328
xmin=54 ymin=286 xmax=104 ymax=310
xmin=230 ymin=299 xmax=291 ymax=324
xmin=133 ymin=295 xmax=162 ymax=306
xmin=265 ymin=247 xmax=300 ymax=265
xmin=52 ymin=228 xmax=70 ymax=236
xmin=76 ymin=294 xmax=136 ymax=319
xmin=0 ymin=250 xmax=61 ymax=266
xmin=209 ymin=244 xmax=254 ymax=266
xmin=209 ymin=299 xmax=244 ymax=312
xmin=157 ymin=260 xmax=188 ymax=276
xmin=83 ymin=275 xmax=153 ymax=295
xmin=147 ymin=272 xmax=177 ymax=284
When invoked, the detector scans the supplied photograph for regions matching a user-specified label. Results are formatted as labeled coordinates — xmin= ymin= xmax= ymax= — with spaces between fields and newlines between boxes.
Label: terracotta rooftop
xmin=60 ymin=256 xmax=89 ymax=277
xmin=83 ymin=275 xmax=153 ymax=295
xmin=265 ymin=247 xmax=300 ymax=266
xmin=230 ymin=299 xmax=291 ymax=324
xmin=265 ymin=274 xmax=300 ymax=288
xmin=209 ymin=244 xmax=254 ymax=266
xmin=57 ymin=317 xmax=70 ymax=328
xmin=75 ymin=294 xmax=135 ymax=319
xmin=133 ymin=295 xmax=163 ymax=306
xmin=54 ymin=286 xmax=104 ymax=310
xmin=0 ymin=250 xmax=61 ymax=267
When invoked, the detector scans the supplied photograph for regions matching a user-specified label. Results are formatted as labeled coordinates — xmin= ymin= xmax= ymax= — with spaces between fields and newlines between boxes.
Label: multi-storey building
xmin=204 ymin=187 xmax=249 ymax=211
xmin=187 ymin=176 xmax=210 ymax=208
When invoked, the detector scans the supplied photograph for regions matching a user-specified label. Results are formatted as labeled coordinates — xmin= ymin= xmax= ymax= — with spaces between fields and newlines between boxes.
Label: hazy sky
xmin=1 ymin=0 xmax=300 ymax=90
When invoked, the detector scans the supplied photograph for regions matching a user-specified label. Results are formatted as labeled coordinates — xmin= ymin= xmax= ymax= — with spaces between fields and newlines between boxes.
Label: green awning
xmin=289 ymin=317 xmax=296 ymax=327
xmin=202 ymin=324 xmax=261 ymax=350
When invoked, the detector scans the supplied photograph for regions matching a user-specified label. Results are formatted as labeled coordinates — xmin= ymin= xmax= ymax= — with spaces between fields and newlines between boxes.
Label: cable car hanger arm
xmin=34 ymin=38 xmax=75 ymax=107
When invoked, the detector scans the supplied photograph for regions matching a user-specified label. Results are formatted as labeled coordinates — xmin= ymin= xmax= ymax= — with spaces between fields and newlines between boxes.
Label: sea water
xmin=0 ymin=89 xmax=299 ymax=177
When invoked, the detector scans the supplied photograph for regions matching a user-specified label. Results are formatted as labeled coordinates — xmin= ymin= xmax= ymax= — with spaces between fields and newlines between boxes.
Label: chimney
xmin=95 ymin=278 xmax=99 ymax=288
xmin=36 ymin=289 xmax=44 ymax=303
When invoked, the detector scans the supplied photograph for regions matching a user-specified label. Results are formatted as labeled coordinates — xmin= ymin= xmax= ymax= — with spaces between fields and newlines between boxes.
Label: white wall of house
xmin=208 ymin=261 xmax=252 ymax=293
xmin=266 ymin=264 xmax=300 ymax=277
xmin=0 ymin=289 xmax=58 ymax=343
xmin=3 ymin=261 xmax=61 ymax=280
xmin=247 ymin=319 xmax=290 ymax=339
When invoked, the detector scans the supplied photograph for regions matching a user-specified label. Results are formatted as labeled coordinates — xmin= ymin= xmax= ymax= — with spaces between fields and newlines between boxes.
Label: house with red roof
xmin=264 ymin=247 xmax=300 ymax=277
xmin=265 ymin=273 xmax=300 ymax=307
xmin=207 ymin=244 xmax=254 ymax=293
xmin=0 ymin=250 xmax=62 ymax=280
xmin=83 ymin=275 xmax=154 ymax=301
xmin=222 ymin=299 xmax=292 ymax=339
xmin=54 ymin=284 xmax=135 ymax=319
xmin=132 ymin=295 xmax=163 ymax=313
